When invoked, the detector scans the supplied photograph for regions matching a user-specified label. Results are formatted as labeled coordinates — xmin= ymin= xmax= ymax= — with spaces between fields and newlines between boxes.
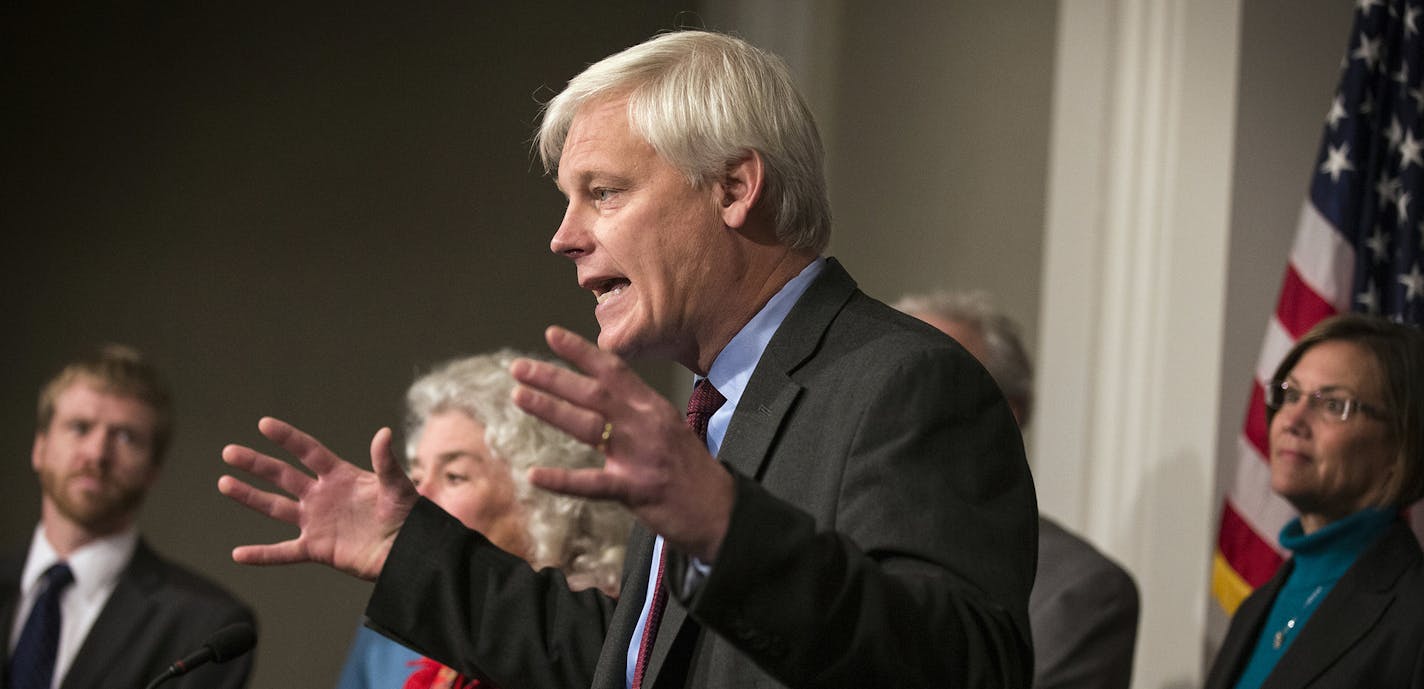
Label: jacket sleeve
xmin=365 ymin=499 xmax=620 ymax=689
xmin=1030 ymin=547 xmax=1140 ymax=689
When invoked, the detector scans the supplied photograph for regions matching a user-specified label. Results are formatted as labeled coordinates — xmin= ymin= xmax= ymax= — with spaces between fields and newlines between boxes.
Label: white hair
xmin=535 ymin=29 xmax=831 ymax=253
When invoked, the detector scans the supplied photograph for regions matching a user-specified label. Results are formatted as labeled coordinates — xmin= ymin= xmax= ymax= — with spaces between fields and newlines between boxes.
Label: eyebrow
xmin=434 ymin=451 xmax=481 ymax=468
xmin=557 ymin=168 xmax=634 ymax=195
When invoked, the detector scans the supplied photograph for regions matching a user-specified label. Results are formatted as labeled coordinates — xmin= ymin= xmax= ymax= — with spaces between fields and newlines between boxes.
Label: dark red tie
xmin=631 ymin=379 xmax=725 ymax=689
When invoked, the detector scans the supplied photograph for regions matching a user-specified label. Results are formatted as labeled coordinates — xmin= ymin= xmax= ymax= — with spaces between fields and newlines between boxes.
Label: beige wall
xmin=703 ymin=1 xmax=1056 ymax=366
xmin=1 ymin=2 xmax=1362 ymax=688
xmin=0 ymin=4 xmax=688 ymax=687
xmin=714 ymin=1 xmax=1356 ymax=688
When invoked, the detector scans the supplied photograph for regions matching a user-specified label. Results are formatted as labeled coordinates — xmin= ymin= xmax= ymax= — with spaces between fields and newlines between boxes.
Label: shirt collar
xmin=1278 ymin=507 xmax=1394 ymax=585
xmin=701 ymin=257 xmax=825 ymax=455
xmin=24 ymin=523 xmax=140 ymax=599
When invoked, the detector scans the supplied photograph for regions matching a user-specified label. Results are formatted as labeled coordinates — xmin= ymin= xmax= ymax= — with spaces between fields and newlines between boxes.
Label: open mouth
xmin=593 ymin=278 xmax=631 ymax=304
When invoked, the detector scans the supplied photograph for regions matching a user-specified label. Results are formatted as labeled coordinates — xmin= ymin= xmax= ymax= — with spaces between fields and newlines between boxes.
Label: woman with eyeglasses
xmin=1205 ymin=313 xmax=1424 ymax=689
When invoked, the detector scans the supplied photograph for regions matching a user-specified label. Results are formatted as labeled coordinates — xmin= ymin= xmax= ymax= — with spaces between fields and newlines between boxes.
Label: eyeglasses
xmin=1265 ymin=380 xmax=1389 ymax=423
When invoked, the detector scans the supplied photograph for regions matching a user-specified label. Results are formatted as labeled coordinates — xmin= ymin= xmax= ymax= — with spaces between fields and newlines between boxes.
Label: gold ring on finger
xmin=596 ymin=421 xmax=613 ymax=453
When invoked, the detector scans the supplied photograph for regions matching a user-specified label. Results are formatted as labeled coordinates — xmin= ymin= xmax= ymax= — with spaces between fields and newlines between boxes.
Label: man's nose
xmin=78 ymin=429 xmax=112 ymax=464
xmin=551 ymin=205 xmax=590 ymax=258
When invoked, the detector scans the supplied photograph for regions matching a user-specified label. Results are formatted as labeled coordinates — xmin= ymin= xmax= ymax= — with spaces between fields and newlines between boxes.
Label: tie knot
xmin=41 ymin=563 xmax=74 ymax=593
xmin=686 ymin=379 xmax=726 ymax=443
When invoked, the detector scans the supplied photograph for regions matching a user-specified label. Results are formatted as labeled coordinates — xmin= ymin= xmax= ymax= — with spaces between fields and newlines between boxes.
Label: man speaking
xmin=219 ymin=30 xmax=1037 ymax=689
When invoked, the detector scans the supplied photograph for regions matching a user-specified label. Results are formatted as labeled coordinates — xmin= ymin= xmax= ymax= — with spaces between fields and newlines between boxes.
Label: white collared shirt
xmin=10 ymin=523 xmax=138 ymax=689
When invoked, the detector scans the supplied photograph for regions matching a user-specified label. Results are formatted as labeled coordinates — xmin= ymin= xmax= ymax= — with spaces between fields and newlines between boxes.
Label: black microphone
xmin=143 ymin=622 xmax=256 ymax=689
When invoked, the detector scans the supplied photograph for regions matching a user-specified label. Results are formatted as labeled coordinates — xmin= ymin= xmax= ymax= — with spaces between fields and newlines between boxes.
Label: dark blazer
xmin=1 ymin=538 xmax=255 ymax=689
xmin=1029 ymin=517 xmax=1138 ymax=689
xmin=1204 ymin=519 xmax=1424 ymax=689
xmin=367 ymin=259 xmax=1038 ymax=689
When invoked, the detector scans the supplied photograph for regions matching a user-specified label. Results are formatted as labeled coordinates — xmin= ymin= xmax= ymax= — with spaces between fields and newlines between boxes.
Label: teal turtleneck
xmin=1230 ymin=507 xmax=1395 ymax=689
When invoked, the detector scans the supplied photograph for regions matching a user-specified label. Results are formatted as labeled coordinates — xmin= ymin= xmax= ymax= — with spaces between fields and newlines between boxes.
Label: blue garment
xmin=335 ymin=624 xmax=423 ymax=689
xmin=1231 ymin=508 xmax=1394 ymax=689
xmin=623 ymin=258 xmax=825 ymax=688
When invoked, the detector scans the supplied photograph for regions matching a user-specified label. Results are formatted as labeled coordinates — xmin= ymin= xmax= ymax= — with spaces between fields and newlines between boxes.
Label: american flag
xmin=1212 ymin=0 xmax=1424 ymax=618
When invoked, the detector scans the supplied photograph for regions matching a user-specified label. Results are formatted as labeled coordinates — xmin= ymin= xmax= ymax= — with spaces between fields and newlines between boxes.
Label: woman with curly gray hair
xmin=401 ymin=349 xmax=629 ymax=592
xmin=336 ymin=350 xmax=630 ymax=689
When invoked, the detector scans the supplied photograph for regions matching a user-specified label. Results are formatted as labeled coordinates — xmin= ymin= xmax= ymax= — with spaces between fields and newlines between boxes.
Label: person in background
xmin=2 ymin=344 xmax=254 ymax=689
xmin=1204 ymin=314 xmax=1424 ymax=688
xmin=894 ymin=289 xmax=1140 ymax=689
xmin=336 ymin=350 xmax=629 ymax=689
xmin=220 ymin=29 xmax=1036 ymax=689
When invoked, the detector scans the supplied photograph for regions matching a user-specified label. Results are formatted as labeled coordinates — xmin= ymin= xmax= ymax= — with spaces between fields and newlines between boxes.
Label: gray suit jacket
xmin=0 ymin=539 xmax=255 ymax=689
xmin=1029 ymin=517 xmax=1138 ymax=689
xmin=367 ymin=259 xmax=1038 ymax=688
xmin=1204 ymin=520 xmax=1424 ymax=689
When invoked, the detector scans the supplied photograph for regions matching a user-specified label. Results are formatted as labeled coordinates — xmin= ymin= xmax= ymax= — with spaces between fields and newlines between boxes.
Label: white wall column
xmin=1035 ymin=1 xmax=1241 ymax=687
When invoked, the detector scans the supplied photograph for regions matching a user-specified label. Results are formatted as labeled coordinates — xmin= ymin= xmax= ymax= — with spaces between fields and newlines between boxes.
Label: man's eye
xmin=1281 ymin=388 xmax=1302 ymax=405
xmin=67 ymin=420 xmax=92 ymax=436
xmin=445 ymin=472 xmax=468 ymax=485
xmin=593 ymin=188 xmax=618 ymax=203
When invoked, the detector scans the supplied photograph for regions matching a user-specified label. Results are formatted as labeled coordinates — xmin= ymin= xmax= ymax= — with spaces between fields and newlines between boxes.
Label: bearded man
xmin=2 ymin=345 xmax=254 ymax=689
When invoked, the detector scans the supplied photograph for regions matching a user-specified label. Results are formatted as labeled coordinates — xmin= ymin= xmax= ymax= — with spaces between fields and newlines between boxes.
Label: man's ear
xmin=717 ymin=149 xmax=765 ymax=230
xmin=32 ymin=431 xmax=46 ymax=472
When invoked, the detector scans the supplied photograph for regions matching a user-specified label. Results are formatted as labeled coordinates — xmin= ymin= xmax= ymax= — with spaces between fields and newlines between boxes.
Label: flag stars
xmin=1399 ymin=263 xmax=1424 ymax=301
xmin=1398 ymin=190 xmax=1413 ymax=223
xmin=1353 ymin=34 xmax=1383 ymax=68
xmin=1327 ymin=96 xmax=1348 ymax=129
xmin=1356 ymin=0 xmax=1383 ymax=13
xmin=1408 ymin=4 xmax=1422 ymax=35
xmin=1365 ymin=226 xmax=1390 ymax=262
xmin=1377 ymin=172 xmax=1401 ymax=207
xmin=1387 ymin=117 xmax=1406 ymax=148
xmin=1401 ymin=130 xmax=1424 ymax=168
xmin=1357 ymin=284 xmax=1380 ymax=313
xmin=1321 ymin=143 xmax=1355 ymax=181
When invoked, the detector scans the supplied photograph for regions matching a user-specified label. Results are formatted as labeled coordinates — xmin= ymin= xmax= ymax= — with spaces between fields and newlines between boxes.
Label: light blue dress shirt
xmin=623 ymin=258 xmax=824 ymax=688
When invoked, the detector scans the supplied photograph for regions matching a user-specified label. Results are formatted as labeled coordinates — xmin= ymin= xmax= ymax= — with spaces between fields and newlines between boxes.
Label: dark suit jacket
xmin=367 ymin=258 xmax=1038 ymax=688
xmin=1 ymin=538 xmax=255 ymax=689
xmin=1204 ymin=520 xmax=1424 ymax=689
xmin=1029 ymin=517 xmax=1138 ymax=689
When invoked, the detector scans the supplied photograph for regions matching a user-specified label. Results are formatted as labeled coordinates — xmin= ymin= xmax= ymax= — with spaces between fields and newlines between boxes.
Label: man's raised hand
xmin=217 ymin=417 xmax=419 ymax=581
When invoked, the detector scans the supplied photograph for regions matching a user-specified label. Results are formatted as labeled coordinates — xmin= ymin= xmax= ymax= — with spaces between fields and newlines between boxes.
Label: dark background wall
xmin=1 ymin=4 xmax=689 ymax=686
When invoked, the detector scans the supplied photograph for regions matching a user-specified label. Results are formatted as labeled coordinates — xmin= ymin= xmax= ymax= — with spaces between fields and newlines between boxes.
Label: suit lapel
xmin=718 ymin=258 xmax=856 ymax=480
xmin=1263 ymin=522 xmax=1418 ymax=689
xmin=1 ymin=551 xmax=23 ymax=685
xmin=592 ymin=526 xmax=657 ymax=689
xmin=60 ymin=541 xmax=161 ymax=689
xmin=1206 ymin=564 xmax=1288 ymax=689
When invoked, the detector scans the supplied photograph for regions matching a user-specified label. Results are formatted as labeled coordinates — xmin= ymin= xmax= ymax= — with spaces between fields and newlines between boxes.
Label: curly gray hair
xmin=405 ymin=349 xmax=631 ymax=593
